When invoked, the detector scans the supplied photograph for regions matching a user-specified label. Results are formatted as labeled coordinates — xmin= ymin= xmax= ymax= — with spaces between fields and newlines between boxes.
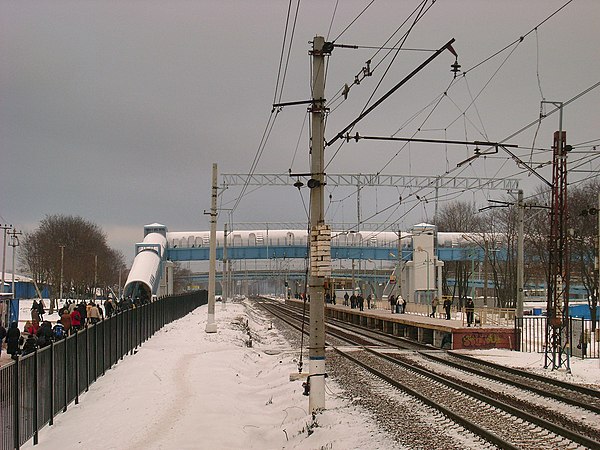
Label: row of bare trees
xmin=436 ymin=179 xmax=599 ymax=329
xmin=20 ymin=215 xmax=126 ymax=311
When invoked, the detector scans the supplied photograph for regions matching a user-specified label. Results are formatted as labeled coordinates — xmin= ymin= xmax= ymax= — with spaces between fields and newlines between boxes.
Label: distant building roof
xmin=1 ymin=272 xmax=33 ymax=285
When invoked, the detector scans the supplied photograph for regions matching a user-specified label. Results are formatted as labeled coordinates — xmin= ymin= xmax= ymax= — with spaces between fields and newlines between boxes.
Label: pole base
xmin=205 ymin=322 xmax=217 ymax=333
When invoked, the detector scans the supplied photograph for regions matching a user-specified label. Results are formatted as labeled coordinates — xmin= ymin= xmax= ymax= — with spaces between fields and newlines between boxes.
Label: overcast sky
xmin=2 ymin=0 xmax=599 ymax=264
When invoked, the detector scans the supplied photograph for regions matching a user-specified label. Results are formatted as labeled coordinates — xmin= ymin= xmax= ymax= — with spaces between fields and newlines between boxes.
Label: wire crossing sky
xmin=1 ymin=0 xmax=598 ymax=263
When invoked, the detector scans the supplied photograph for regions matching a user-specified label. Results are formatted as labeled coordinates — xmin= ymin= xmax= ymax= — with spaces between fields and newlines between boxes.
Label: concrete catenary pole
xmin=1 ymin=225 xmax=10 ymax=293
xmin=517 ymin=189 xmax=524 ymax=318
xmin=308 ymin=36 xmax=329 ymax=413
xmin=10 ymin=231 xmax=21 ymax=302
xmin=206 ymin=163 xmax=218 ymax=333
xmin=1 ymin=225 xmax=10 ymax=326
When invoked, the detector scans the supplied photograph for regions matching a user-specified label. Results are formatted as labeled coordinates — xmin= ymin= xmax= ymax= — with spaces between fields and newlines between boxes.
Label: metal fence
xmin=515 ymin=316 xmax=600 ymax=359
xmin=0 ymin=290 xmax=207 ymax=450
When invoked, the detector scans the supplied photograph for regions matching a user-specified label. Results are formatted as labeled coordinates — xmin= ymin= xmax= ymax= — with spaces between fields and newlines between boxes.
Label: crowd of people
xmin=1 ymin=296 xmax=146 ymax=360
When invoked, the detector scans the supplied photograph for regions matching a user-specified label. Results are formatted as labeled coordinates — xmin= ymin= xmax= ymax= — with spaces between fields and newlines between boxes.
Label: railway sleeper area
xmin=259 ymin=298 xmax=600 ymax=449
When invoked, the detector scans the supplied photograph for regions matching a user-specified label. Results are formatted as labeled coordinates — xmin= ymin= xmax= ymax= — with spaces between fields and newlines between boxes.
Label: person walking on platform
xmin=357 ymin=294 xmax=364 ymax=311
xmin=389 ymin=294 xmax=396 ymax=314
xmin=430 ymin=296 xmax=439 ymax=317
xmin=399 ymin=296 xmax=406 ymax=314
xmin=350 ymin=293 xmax=356 ymax=309
xmin=466 ymin=297 xmax=475 ymax=326
xmin=366 ymin=294 xmax=372 ymax=310
xmin=443 ymin=297 xmax=452 ymax=320
xmin=343 ymin=292 xmax=349 ymax=306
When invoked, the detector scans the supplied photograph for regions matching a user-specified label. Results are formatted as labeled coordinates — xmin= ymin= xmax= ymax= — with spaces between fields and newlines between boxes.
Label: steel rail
xmin=368 ymin=348 xmax=600 ymax=449
xmin=448 ymin=351 xmax=600 ymax=398
xmin=333 ymin=346 xmax=519 ymax=450
xmin=420 ymin=351 xmax=600 ymax=415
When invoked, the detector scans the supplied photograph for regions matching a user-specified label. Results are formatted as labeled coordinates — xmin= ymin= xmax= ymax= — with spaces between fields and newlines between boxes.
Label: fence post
xmin=33 ymin=350 xmax=39 ymax=445
xmin=102 ymin=319 xmax=106 ymax=376
xmin=108 ymin=316 xmax=112 ymax=370
xmin=94 ymin=322 xmax=98 ymax=382
xmin=13 ymin=356 xmax=20 ymax=450
xmin=75 ymin=332 xmax=80 ymax=405
xmin=85 ymin=327 xmax=90 ymax=392
xmin=120 ymin=312 xmax=124 ymax=361
xmin=49 ymin=342 xmax=55 ymax=426
xmin=63 ymin=338 xmax=68 ymax=412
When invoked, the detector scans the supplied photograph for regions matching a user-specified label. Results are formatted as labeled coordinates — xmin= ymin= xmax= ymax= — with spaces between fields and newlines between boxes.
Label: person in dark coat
xmin=350 ymin=293 xmax=356 ymax=309
xmin=77 ymin=302 xmax=87 ymax=326
xmin=6 ymin=322 xmax=21 ymax=356
xmin=36 ymin=321 xmax=54 ymax=347
xmin=357 ymin=294 xmax=364 ymax=311
xmin=389 ymin=294 xmax=396 ymax=313
xmin=22 ymin=334 xmax=38 ymax=356
xmin=466 ymin=297 xmax=475 ymax=327
xmin=104 ymin=299 xmax=114 ymax=317
xmin=443 ymin=298 xmax=452 ymax=320
xmin=37 ymin=300 xmax=45 ymax=322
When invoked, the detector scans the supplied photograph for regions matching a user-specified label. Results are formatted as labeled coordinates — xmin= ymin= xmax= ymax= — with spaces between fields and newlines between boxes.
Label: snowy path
xmin=23 ymin=301 xmax=398 ymax=450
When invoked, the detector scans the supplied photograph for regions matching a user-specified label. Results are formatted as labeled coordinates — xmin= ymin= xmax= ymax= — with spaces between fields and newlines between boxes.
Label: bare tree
xmin=436 ymin=201 xmax=483 ymax=307
xmin=20 ymin=215 xmax=124 ymax=309
xmin=173 ymin=263 xmax=193 ymax=294
xmin=569 ymin=179 xmax=600 ymax=331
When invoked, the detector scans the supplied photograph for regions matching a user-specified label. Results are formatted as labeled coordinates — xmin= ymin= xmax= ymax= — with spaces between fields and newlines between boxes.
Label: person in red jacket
xmin=70 ymin=308 xmax=82 ymax=334
xmin=60 ymin=310 xmax=72 ymax=334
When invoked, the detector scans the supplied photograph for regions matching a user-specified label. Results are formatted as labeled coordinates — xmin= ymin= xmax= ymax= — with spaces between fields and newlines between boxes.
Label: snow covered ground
xmin=6 ymin=298 xmax=598 ymax=449
xmin=20 ymin=300 xmax=399 ymax=450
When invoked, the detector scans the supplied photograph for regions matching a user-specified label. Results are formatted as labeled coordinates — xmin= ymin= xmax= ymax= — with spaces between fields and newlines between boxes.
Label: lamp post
xmin=59 ymin=245 xmax=65 ymax=304
xmin=118 ymin=266 xmax=125 ymax=300
xmin=93 ymin=254 xmax=98 ymax=301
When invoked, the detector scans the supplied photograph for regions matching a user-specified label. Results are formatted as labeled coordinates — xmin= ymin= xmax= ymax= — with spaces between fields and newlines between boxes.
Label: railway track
xmin=256 ymin=298 xmax=600 ymax=449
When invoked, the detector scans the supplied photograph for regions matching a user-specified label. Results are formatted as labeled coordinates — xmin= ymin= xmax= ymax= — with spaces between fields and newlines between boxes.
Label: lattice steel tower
xmin=544 ymin=130 xmax=571 ymax=371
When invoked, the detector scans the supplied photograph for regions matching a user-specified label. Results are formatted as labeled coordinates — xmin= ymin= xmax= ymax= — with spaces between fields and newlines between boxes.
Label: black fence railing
xmin=515 ymin=316 xmax=600 ymax=358
xmin=0 ymin=290 xmax=207 ymax=450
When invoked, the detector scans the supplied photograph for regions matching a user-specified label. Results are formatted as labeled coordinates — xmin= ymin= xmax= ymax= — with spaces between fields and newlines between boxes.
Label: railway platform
xmin=286 ymin=298 xmax=517 ymax=351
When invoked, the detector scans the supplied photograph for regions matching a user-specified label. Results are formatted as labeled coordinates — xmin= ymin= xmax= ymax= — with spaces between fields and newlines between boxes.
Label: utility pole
xmin=1 ymin=224 xmax=11 ymax=294
xmin=1 ymin=224 xmax=11 ymax=327
xmin=307 ymin=36 xmax=330 ymax=414
xmin=9 ymin=230 xmax=22 ymax=307
xmin=206 ymin=162 xmax=218 ymax=333
xmin=517 ymin=189 xmax=524 ymax=318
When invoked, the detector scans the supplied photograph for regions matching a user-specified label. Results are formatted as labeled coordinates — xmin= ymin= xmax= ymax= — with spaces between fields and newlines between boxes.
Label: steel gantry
xmin=222 ymin=173 xmax=519 ymax=225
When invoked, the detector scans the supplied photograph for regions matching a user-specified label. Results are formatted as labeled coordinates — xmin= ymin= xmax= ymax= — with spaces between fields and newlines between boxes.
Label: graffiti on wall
xmin=455 ymin=330 xmax=515 ymax=350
